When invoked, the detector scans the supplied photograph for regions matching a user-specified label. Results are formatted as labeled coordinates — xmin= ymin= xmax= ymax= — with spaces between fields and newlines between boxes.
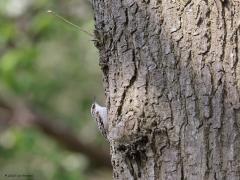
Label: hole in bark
xmin=197 ymin=17 xmax=203 ymax=26
xmin=152 ymin=121 xmax=157 ymax=127
xmin=117 ymin=145 xmax=127 ymax=152
xmin=102 ymin=65 xmax=109 ymax=76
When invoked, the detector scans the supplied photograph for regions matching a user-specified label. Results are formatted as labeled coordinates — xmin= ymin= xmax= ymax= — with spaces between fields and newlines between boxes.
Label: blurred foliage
xmin=0 ymin=0 xmax=111 ymax=179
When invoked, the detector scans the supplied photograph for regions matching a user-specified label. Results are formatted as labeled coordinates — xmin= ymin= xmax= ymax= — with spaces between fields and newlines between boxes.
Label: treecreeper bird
xmin=91 ymin=101 xmax=108 ymax=140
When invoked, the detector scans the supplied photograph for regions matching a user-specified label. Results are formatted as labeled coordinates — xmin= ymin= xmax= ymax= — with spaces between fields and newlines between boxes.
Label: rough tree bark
xmin=92 ymin=0 xmax=240 ymax=179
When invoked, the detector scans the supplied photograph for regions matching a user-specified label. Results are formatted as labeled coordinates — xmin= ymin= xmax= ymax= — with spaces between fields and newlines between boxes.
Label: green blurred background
xmin=0 ymin=0 xmax=111 ymax=179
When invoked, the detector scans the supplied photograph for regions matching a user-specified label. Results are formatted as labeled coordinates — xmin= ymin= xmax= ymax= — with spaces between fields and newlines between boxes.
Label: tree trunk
xmin=92 ymin=0 xmax=240 ymax=179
